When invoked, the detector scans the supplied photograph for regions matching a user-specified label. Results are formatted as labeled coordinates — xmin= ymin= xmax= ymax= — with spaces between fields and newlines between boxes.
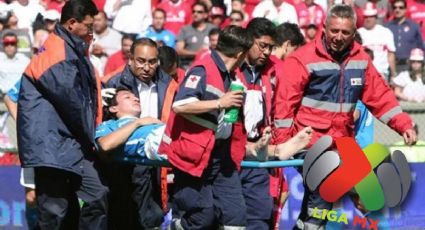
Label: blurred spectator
xmin=294 ymin=0 xmax=325 ymax=38
xmin=8 ymin=0 xmax=45 ymax=32
xmin=0 ymin=32 xmax=30 ymax=94
xmin=158 ymin=45 xmax=185 ymax=82
xmin=354 ymin=0 xmax=391 ymax=26
xmin=2 ymin=10 xmax=18 ymax=30
xmin=156 ymin=0 xmax=191 ymax=36
xmin=385 ymin=0 xmax=423 ymax=73
xmin=252 ymin=0 xmax=298 ymax=25
xmin=393 ymin=48 xmax=425 ymax=102
xmin=406 ymin=0 xmax=425 ymax=43
xmin=33 ymin=9 xmax=59 ymax=54
xmin=93 ymin=11 xmax=122 ymax=58
xmin=230 ymin=0 xmax=252 ymax=25
xmin=227 ymin=10 xmax=245 ymax=27
xmin=0 ymin=11 xmax=33 ymax=57
xmin=104 ymin=0 xmax=152 ymax=34
xmin=194 ymin=27 xmax=220 ymax=61
xmin=305 ymin=24 xmax=318 ymax=42
xmin=138 ymin=8 xmax=176 ymax=48
xmin=358 ymin=2 xmax=397 ymax=81
xmin=175 ymin=1 xmax=217 ymax=68
xmin=209 ymin=6 xmax=226 ymax=28
xmin=104 ymin=33 xmax=135 ymax=75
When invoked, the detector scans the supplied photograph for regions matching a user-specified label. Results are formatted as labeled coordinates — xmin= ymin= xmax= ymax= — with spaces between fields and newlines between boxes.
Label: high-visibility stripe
xmin=379 ymin=106 xmax=402 ymax=123
xmin=162 ymin=134 xmax=172 ymax=144
xmin=172 ymin=97 xmax=199 ymax=108
xmin=220 ymin=226 xmax=246 ymax=230
xmin=306 ymin=62 xmax=340 ymax=73
xmin=274 ymin=118 xmax=294 ymax=128
xmin=301 ymin=97 xmax=355 ymax=112
xmin=346 ymin=60 xmax=368 ymax=70
xmin=206 ymin=84 xmax=224 ymax=97
xmin=182 ymin=114 xmax=217 ymax=131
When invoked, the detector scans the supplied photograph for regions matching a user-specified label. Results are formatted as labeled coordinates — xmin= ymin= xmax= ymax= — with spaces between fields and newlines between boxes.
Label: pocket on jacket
xmin=173 ymin=131 xmax=212 ymax=165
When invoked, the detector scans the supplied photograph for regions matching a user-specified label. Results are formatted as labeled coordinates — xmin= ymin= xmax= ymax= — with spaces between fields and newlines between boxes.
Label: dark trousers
xmin=34 ymin=160 xmax=108 ymax=230
xmin=172 ymin=141 xmax=247 ymax=230
xmin=239 ymin=168 xmax=273 ymax=230
xmin=101 ymin=163 xmax=164 ymax=230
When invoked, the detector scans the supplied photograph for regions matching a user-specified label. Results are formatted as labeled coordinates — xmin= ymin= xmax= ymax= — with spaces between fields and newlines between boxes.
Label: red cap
xmin=363 ymin=2 xmax=378 ymax=17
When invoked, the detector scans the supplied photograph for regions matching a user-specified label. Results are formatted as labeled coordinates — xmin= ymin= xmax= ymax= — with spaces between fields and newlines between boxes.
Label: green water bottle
xmin=224 ymin=79 xmax=245 ymax=123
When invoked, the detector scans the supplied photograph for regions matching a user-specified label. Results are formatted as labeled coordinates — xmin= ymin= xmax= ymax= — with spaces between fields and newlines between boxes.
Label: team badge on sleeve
xmin=185 ymin=75 xmax=201 ymax=89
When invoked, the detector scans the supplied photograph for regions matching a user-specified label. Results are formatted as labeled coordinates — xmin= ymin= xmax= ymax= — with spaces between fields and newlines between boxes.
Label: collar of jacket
xmin=54 ymin=24 xmax=89 ymax=57
xmin=315 ymin=34 xmax=362 ymax=62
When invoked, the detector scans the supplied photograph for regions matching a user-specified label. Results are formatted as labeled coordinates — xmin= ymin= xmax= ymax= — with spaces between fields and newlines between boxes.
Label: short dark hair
xmin=230 ymin=10 xmax=244 ymax=21
xmin=192 ymin=1 xmax=208 ymax=13
xmin=130 ymin=37 xmax=157 ymax=55
xmin=103 ymin=87 xmax=132 ymax=120
xmin=122 ymin=33 xmax=137 ymax=43
xmin=246 ymin=17 xmax=276 ymax=41
xmin=216 ymin=25 xmax=253 ymax=57
xmin=2 ymin=31 xmax=18 ymax=41
xmin=209 ymin=28 xmax=221 ymax=37
xmin=60 ymin=0 xmax=98 ymax=24
xmin=393 ymin=0 xmax=407 ymax=8
xmin=153 ymin=8 xmax=166 ymax=17
xmin=274 ymin=22 xmax=305 ymax=47
xmin=158 ymin=46 xmax=179 ymax=71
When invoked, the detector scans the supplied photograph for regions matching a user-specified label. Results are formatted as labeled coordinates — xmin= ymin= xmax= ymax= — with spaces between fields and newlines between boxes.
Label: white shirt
xmin=358 ymin=25 xmax=396 ymax=75
xmin=93 ymin=27 xmax=123 ymax=57
xmin=0 ymin=52 xmax=30 ymax=93
xmin=138 ymin=80 xmax=159 ymax=119
xmin=393 ymin=71 xmax=425 ymax=102
xmin=252 ymin=0 xmax=298 ymax=25
xmin=104 ymin=0 xmax=152 ymax=34
xmin=8 ymin=1 xmax=45 ymax=31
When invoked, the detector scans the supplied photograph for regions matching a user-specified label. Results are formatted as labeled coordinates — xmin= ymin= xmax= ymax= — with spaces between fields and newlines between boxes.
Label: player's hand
xmin=218 ymin=91 xmax=244 ymax=109
xmin=136 ymin=117 xmax=162 ymax=126
xmin=403 ymin=128 xmax=417 ymax=146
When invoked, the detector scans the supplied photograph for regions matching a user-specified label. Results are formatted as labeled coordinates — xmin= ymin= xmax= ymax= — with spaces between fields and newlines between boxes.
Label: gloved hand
xmin=101 ymin=88 xmax=116 ymax=106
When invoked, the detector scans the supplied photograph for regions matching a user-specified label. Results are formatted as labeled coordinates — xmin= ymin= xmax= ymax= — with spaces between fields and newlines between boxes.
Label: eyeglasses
xmin=230 ymin=17 xmax=242 ymax=22
xmin=81 ymin=21 xmax=93 ymax=32
xmin=192 ymin=10 xmax=205 ymax=14
xmin=256 ymin=41 xmax=275 ymax=52
xmin=134 ymin=58 xmax=159 ymax=68
xmin=393 ymin=5 xmax=405 ymax=9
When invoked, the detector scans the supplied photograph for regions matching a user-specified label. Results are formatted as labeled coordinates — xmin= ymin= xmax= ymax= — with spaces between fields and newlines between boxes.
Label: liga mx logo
xmin=303 ymin=136 xmax=412 ymax=211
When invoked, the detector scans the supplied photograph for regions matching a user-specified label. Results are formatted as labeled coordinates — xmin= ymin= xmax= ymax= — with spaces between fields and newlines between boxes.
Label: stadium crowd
xmin=0 ymin=0 xmax=423 ymax=229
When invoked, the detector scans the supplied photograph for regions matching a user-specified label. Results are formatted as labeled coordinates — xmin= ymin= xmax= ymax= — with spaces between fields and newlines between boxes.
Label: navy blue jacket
xmin=104 ymin=65 xmax=174 ymax=119
xmin=17 ymin=25 xmax=99 ymax=175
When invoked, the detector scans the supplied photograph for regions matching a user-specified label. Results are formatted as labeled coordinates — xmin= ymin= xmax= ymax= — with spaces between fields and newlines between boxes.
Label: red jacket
xmin=158 ymin=54 xmax=247 ymax=177
xmin=272 ymin=37 xmax=414 ymax=146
